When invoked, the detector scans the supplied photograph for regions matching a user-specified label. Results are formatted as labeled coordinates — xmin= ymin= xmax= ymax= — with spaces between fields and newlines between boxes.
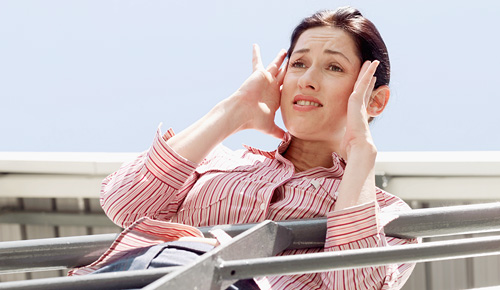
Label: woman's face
xmin=281 ymin=26 xmax=362 ymax=144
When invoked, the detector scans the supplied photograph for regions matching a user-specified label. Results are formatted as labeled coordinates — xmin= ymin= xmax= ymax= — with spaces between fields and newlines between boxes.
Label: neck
xmin=283 ymin=135 xmax=339 ymax=172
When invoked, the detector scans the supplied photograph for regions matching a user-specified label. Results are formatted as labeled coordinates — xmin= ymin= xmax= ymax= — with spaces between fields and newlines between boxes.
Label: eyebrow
xmin=292 ymin=48 xmax=352 ymax=64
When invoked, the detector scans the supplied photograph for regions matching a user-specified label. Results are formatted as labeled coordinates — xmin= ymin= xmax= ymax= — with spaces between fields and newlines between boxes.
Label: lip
xmin=292 ymin=94 xmax=323 ymax=112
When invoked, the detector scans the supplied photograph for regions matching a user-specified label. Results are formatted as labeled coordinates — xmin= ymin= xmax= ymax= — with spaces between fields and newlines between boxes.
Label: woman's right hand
xmin=228 ymin=44 xmax=287 ymax=140
xmin=166 ymin=45 xmax=287 ymax=164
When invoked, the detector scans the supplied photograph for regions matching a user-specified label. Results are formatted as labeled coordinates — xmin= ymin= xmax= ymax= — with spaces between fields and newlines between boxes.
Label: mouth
xmin=293 ymin=95 xmax=323 ymax=107
xmin=294 ymin=100 xmax=322 ymax=107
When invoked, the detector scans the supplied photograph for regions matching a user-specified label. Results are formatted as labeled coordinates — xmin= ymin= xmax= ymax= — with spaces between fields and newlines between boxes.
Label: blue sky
xmin=1 ymin=0 xmax=499 ymax=152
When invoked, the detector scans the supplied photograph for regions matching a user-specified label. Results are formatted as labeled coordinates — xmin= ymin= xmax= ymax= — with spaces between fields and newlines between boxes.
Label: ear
xmin=367 ymin=85 xmax=390 ymax=117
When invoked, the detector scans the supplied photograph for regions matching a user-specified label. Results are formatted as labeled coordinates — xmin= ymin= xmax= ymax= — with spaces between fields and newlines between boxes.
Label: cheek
xmin=336 ymin=78 xmax=357 ymax=102
xmin=322 ymin=83 xmax=353 ymax=117
xmin=280 ymin=76 xmax=295 ymax=103
xmin=326 ymin=81 xmax=352 ymax=102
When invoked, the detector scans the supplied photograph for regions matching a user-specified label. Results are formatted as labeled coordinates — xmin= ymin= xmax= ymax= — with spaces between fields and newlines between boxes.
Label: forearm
xmin=101 ymin=128 xmax=199 ymax=228
xmin=335 ymin=143 xmax=377 ymax=211
xmin=322 ymin=195 xmax=419 ymax=289
xmin=166 ymin=46 xmax=286 ymax=164
xmin=166 ymin=97 xmax=246 ymax=164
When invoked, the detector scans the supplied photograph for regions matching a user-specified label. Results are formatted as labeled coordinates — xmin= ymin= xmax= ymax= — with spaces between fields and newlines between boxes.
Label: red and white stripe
xmin=92 ymin=126 xmax=418 ymax=289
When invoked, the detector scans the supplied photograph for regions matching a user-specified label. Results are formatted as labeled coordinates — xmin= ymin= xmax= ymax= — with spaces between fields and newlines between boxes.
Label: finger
xmin=354 ymin=60 xmax=372 ymax=88
xmin=252 ymin=44 xmax=264 ymax=72
xmin=367 ymin=60 xmax=380 ymax=76
xmin=267 ymin=49 xmax=287 ymax=76
xmin=178 ymin=236 xmax=218 ymax=246
xmin=209 ymin=229 xmax=232 ymax=246
xmin=353 ymin=60 xmax=379 ymax=98
xmin=364 ymin=76 xmax=377 ymax=106
xmin=276 ymin=63 xmax=287 ymax=85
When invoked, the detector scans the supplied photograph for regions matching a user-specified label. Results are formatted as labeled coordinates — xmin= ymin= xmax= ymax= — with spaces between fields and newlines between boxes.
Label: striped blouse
xmin=79 ymin=126 xmax=418 ymax=289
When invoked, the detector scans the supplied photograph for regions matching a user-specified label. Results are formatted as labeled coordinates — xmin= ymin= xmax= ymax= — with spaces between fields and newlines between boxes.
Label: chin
xmin=287 ymin=126 xmax=322 ymax=141
xmin=286 ymin=122 xmax=340 ymax=143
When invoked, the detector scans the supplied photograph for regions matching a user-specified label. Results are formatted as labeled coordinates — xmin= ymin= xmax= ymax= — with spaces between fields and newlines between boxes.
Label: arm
xmin=335 ymin=60 xmax=381 ymax=211
xmin=101 ymin=45 xmax=287 ymax=227
xmin=100 ymin=128 xmax=199 ymax=228
xmin=322 ymin=197 xmax=418 ymax=289
xmin=321 ymin=61 xmax=415 ymax=288
xmin=166 ymin=44 xmax=287 ymax=164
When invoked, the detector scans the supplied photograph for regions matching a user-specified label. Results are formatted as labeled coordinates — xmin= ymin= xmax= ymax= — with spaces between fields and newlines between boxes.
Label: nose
xmin=297 ymin=67 xmax=320 ymax=91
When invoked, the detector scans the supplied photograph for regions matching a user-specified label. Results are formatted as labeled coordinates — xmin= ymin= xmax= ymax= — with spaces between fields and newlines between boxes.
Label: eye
xmin=328 ymin=64 xmax=343 ymax=72
xmin=290 ymin=60 xmax=306 ymax=68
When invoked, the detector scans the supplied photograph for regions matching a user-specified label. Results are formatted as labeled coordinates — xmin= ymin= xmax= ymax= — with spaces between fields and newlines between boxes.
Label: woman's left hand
xmin=335 ymin=60 xmax=379 ymax=211
xmin=340 ymin=60 xmax=379 ymax=160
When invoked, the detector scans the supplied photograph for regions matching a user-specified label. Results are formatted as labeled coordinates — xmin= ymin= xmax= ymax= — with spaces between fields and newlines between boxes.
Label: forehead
xmin=293 ymin=26 xmax=360 ymax=62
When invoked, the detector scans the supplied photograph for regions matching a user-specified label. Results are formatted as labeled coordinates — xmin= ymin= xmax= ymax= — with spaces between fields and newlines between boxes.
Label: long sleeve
xmin=258 ymin=195 xmax=417 ymax=290
xmin=68 ymin=217 xmax=205 ymax=276
xmin=99 ymin=127 xmax=418 ymax=289
xmin=100 ymin=127 xmax=199 ymax=228
xmin=320 ymin=200 xmax=417 ymax=290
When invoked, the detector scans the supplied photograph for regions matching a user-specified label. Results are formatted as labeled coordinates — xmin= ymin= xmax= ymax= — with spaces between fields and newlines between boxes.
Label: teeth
xmin=296 ymin=100 xmax=321 ymax=107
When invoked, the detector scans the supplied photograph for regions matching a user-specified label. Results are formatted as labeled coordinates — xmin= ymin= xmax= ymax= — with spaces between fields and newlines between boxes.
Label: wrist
xmin=213 ymin=97 xmax=244 ymax=134
xmin=345 ymin=141 xmax=377 ymax=163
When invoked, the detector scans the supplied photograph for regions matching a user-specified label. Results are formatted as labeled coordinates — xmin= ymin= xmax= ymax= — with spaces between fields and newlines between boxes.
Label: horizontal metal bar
xmin=0 ymin=233 xmax=118 ymax=274
xmin=0 ymin=212 xmax=117 ymax=227
xmin=199 ymin=217 xmax=327 ymax=249
xmin=4 ymin=235 xmax=500 ymax=289
xmin=0 ymin=266 xmax=182 ymax=290
xmin=385 ymin=202 xmax=500 ymax=239
xmin=218 ymin=235 xmax=500 ymax=280
xmin=1 ymin=202 xmax=500 ymax=274
xmin=201 ymin=202 xmax=500 ymax=244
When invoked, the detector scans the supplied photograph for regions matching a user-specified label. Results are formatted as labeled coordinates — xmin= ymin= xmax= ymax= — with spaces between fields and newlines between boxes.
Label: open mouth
xmin=294 ymin=100 xmax=323 ymax=107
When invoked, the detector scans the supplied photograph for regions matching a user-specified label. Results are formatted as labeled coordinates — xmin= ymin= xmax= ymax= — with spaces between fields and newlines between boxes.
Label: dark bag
xmin=91 ymin=241 xmax=259 ymax=290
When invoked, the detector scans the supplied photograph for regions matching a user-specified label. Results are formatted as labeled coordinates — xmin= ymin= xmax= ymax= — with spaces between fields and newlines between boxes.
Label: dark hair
xmin=287 ymin=7 xmax=390 ymax=89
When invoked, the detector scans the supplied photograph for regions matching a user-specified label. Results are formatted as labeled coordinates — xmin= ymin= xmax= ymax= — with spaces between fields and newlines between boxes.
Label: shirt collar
xmin=243 ymin=132 xmax=346 ymax=177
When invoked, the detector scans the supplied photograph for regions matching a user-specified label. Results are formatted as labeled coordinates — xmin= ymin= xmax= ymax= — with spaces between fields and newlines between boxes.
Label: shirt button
xmin=260 ymin=203 xmax=266 ymax=210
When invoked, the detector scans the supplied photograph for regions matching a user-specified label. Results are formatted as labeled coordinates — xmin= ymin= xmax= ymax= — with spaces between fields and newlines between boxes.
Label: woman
xmin=72 ymin=6 xmax=417 ymax=289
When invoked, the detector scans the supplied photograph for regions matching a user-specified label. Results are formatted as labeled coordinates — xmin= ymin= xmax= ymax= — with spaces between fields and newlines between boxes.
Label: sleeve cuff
xmin=69 ymin=217 xmax=203 ymax=276
xmin=326 ymin=201 xmax=381 ymax=248
xmin=144 ymin=125 xmax=198 ymax=188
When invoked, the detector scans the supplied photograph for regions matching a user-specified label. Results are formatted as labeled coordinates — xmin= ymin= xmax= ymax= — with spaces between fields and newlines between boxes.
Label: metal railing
xmin=1 ymin=202 xmax=500 ymax=289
